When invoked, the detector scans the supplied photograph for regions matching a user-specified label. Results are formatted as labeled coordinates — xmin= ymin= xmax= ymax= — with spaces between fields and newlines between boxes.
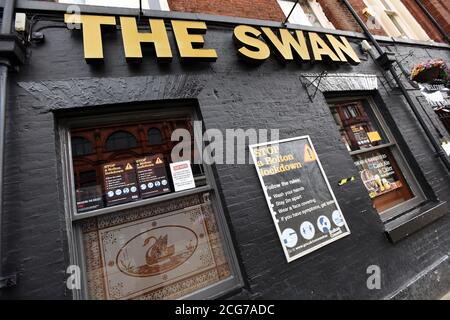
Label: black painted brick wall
xmin=0 ymin=20 xmax=449 ymax=299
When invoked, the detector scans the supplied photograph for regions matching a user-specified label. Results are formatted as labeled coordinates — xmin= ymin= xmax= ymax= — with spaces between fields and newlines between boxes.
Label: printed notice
xmin=170 ymin=160 xmax=196 ymax=192
xmin=136 ymin=154 xmax=171 ymax=198
xmin=442 ymin=141 xmax=450 ymax=157
xmin=102 ymin=160 xmax=139 ymax=206
xmin=249 ymin=136 xmax=350 ymax=263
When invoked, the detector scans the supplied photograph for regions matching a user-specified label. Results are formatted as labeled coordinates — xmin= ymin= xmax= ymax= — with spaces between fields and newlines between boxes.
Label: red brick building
xmin=167 ymin=0 xmax=449 ymax=43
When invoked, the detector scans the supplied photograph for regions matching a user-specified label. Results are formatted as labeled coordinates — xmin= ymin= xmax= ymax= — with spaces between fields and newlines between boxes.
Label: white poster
xmin=249 ymin=135 xmax=350 ymax=262
xmin=170 ymin=160 xmax=196 ymax=192
xmin=442 ymin=141 xmax=450 ymax=157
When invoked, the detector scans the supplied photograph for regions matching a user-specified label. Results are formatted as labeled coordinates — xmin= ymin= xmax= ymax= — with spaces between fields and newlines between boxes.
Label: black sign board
xmin=136 ymin=154 xmax=171 ymax=198
xmin=102 ymin=160 xmax=139 ymax=206
xmin=250 ymin=136 xmax=350 ymax=262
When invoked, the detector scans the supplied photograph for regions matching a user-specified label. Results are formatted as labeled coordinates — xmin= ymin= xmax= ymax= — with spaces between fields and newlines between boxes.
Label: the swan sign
xmin=64 ymin=15 xmax=361 ymax=65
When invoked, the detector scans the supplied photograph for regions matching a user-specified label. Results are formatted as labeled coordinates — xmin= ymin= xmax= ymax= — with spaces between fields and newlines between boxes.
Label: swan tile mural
xmin=81 ymin=192 xmax=231 ymax=299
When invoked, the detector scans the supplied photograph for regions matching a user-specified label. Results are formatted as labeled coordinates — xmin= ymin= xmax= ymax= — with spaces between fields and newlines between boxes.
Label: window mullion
xmin=349 ymin=142 xmax=395 ymax=156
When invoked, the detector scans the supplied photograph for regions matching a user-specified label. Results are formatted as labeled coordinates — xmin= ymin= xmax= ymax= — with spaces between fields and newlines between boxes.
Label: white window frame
xmin=364 ymin=0 xmax=430 ymax=41
xmin=278 ymin=0 xmax=335 ymax=29
xmin=58 ymin=0 xmax=170 ymax=11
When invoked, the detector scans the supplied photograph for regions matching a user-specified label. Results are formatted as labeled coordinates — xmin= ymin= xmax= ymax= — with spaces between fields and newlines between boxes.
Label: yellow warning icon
xmin=125 ymin=163 xmax=133 ymax=170
xmin=155 ymin=157 xmax=163 ymax=164
xmin=304 ymin=144 xmax=317 ymax=163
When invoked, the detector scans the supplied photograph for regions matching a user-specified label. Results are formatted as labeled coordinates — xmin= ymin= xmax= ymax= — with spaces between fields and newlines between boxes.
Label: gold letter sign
xmin=66 ymin=15 xmax=361 ymax=65
xmin=64 ymin=14 xmax=116 ymax=61
xmin=120 ymin=17 xmax=172 ymax=61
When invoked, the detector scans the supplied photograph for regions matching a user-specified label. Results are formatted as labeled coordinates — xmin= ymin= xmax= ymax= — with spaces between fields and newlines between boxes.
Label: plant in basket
xmin=410 ymin=59 xmax=450 ymax=87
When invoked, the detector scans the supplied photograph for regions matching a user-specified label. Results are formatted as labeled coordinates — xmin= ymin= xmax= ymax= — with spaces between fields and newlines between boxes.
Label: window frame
xmin=58 ymin=104 xmax=243 ymax=300
xmin=58 ymin=0 xmax=170 ymax=11
xmin=364 ymin=0 xmax=430 ymax=41
xmin=328 ymin=96 xmax=425 ymax=222
xmin=278 ymin=0 xmax=335 ymax=29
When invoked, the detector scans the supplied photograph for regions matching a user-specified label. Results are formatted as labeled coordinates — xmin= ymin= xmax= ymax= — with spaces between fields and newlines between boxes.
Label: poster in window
xmin=102 ymin=160 xmax=139 ymax=206
xmin=354 ymin=150 xmax=402 ymax=199
xmin=351 ymin=125 xmax=371 ymax=148
xmin=249 ymin=136 xmax=350 ymax=263
xmin=136 ymin=154 xmax=171 ymax=198
xmin=170 ymin=160 xmax=196 ymax=192
xmin=76 ymin=185 xmax=104 ymax=213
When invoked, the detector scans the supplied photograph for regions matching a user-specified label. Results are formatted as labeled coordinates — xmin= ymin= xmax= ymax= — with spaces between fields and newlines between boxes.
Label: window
xmin=363 ymin=0 xmax=430 ymax=41
xmin=278 ymin=0 xmax=335 ymax=29
xmin=58 ymin=0 xmax=170 ymax=11
xmin=62 ymin=106 xmax=241 ymax=300
xmin=71 ymin=136 xmax=93 ymax=156
xmin=329 ymin=98 xmax=424 ymax=219
xmin=148 ymin=127 xmax=163 ymax=145
xmin=106 ymin=131 xmax=138 ymax=151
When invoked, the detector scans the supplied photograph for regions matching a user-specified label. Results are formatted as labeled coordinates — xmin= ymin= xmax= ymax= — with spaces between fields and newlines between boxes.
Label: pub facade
xmin=0 ymin=0 xmax=449 ymax=299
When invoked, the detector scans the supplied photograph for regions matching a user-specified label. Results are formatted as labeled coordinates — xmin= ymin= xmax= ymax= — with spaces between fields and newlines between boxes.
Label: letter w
xmin=261 ymin=28 xmax=310 ymax=61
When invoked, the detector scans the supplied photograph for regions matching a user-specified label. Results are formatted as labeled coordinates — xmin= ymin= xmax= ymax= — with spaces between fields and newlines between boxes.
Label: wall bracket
xmin=299 ymin=71 xmax=328 ymax=102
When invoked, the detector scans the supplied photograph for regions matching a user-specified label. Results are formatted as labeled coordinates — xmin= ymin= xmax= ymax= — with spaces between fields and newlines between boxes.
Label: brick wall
xmin=317 ymin=0 xmax=363 ymax=33
xmin=168 ymin=0 xmax=447 ymax=43
xmin=420 ymin=0 xmax=450 ymax=38
xmin=167 ymin=0 xmax=285 ymax=21
xmin=401 ymin=0 xmax=445 ymax=42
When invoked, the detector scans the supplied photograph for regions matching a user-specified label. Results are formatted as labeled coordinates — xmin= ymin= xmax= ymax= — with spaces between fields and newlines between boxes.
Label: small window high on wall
xmin=328 ymin=97 xmax=424 ymax=220
xmin=60 ymin=104 xmax=242 ymax=300
xmin=278 ymin=0 xmax=335 ymax=29
xmin=57 ymin=0 xmax=170 ymax=11
xmin=363 ymin=0 xmax=430 ymax=41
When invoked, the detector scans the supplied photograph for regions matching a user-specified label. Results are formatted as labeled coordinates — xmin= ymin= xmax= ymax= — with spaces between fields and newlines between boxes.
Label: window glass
xmin=106 ymin=131 xmax=138 ymax=151
xmin=330 ymin=99 xmax=416 ymax=215
xmin=364 ymin=0 xmax=430 ymax=41
xmin=278 ymin=0 xmax=313 ymax=26
xmin=353 ymin=149 xmax=413 ymax=213
xmin=330 ymin=100 xmax=388 ymax=152
xmin=70 ymin=118 xmax=204 ymax=213
xmin=66 ymin=111 xmax=239 ymax=300
xmin=278 ymin=0 xmax=334 ymax=29
xmin=148 ymin=127 xmax=163 ymax=145
xmin=71 ymin=137 xmax=93 ymax=156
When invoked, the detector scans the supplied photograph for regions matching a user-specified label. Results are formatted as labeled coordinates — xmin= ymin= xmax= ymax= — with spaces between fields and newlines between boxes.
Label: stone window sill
xmin=384 ymin=200 xmax=448 ymax=243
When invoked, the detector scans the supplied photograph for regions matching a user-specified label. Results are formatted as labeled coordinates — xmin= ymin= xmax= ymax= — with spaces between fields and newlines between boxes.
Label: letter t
xmin=64 ymin=14 xmax=116 ymax=61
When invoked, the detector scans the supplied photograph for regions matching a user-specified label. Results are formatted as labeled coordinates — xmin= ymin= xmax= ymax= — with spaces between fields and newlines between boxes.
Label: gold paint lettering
xmin=120 ymin=17 xmax=172 ymax=61
xmin=261 ymin=28 xmax=310 ymax=61
xmin=64 ymin=14 xmax=116 ymax=60
xmin=309 ymin=32 xmax=340 ymax=62
xmin=171 ymin=20 xmax=218 ymax=61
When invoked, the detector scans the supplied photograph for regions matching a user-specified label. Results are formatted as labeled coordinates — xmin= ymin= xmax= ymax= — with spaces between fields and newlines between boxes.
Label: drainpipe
xmin=0 ymin=0 xmax=16 ymax=289
xmin=414 ymin=0 xmax=450 ymax=45
xmin=341 ymin=0 xmax=450 ymax=173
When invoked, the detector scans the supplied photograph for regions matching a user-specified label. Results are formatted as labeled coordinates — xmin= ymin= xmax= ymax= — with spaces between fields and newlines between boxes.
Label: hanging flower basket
xmin=410 ymin=59 xmax=450 ymax=87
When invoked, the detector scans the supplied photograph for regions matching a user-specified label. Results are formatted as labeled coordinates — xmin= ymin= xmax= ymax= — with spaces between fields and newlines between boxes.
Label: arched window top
xmin=71 ymin=136 xmax=93 ymax=156
xmin=148 ymin=127 xmax=163 ymax=145
xmin=106 ymin=131 xmax=138 ymax=151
